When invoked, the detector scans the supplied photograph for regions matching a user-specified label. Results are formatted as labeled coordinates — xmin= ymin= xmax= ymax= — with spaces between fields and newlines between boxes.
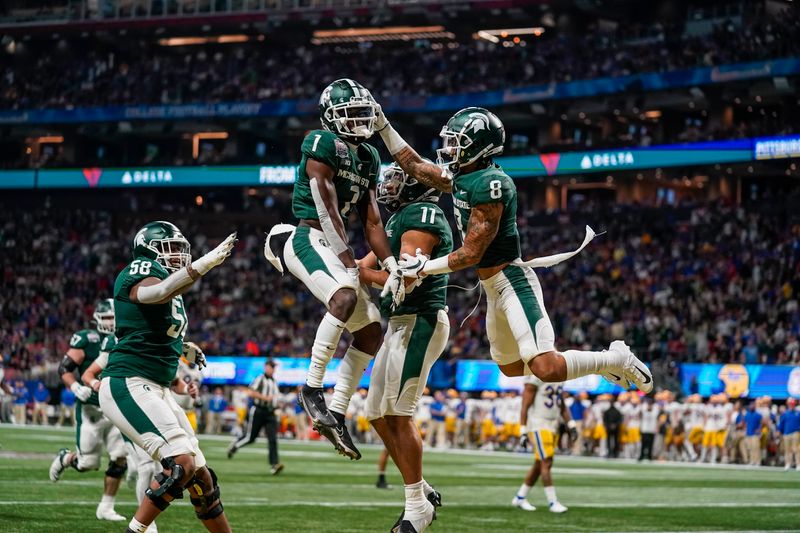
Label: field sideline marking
xmin=0 ymin=423 xmax=794 ymax=473
xmin=1 ymin=500 xmax=799 ymax=509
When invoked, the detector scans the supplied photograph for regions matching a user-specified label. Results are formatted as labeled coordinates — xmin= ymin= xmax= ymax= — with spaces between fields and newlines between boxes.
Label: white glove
xmin=374 ymin=102 xmax=389 ymax=132
xmin=70 ymin=381 xmax=93 ymax=402
xmin=398 ymin=248 xmax=429 ymax=279
xmin=192 ymin=232 xmax=237 ymax=275
xmin=379 ymin=256 xmax=406 ymax=312
xmin=182 ymin=341 xmax=206 ymax=369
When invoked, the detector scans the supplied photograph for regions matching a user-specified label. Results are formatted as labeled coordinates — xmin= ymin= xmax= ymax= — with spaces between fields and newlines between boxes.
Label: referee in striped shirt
xmin=227 ymin=360 xmax=284 ymax=475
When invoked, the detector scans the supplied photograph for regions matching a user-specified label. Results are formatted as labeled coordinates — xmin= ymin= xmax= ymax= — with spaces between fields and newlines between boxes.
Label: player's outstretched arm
xmin=400 ymin=203 xmax=501 ymax=278
xmin=307 ymin=158 xmax=355 ymax=268
xmin=132 ymin=232 xmax=237 ymax=305
xmin=375 ymin=104 xmax=453 ymax=193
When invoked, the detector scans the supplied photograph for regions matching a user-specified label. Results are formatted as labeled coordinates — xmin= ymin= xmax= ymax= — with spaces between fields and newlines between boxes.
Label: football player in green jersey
xmin=376 ymin=106 xmax=653 ymax=394
xmin=49 ymin=298 xmax=128 ymax=522
xmin=357 ymin=163 xmax=450 ymax=532
xmin=266 ymin=78 xmax=404 ymax=460
xmin=98 ymin=221 xmax=235 ymax=533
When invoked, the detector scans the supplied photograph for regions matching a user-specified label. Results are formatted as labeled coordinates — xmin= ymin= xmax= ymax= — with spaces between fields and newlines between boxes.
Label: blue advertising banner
xmin=0 ymin=170 xmax=35 ymax=189
xmin=680 ymin=364 xmax=800 ymax=400
xmin=1 ymin=58 xmax=798 ymax=125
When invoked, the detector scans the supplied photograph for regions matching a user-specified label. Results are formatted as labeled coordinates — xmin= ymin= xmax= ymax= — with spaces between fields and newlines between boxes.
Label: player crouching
xmin=98 ymin=221 xmax=235 ymax=533
xmin=358 ymin=163 xmax=451 ymax=532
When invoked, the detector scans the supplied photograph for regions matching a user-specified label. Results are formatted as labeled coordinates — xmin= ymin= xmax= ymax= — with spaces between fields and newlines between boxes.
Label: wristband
xmin=520 ymin=425 xmax=528 ymax=434
xmin=378 ymin=124 xmax=409 ymax=155
xmin=89 ymin=379 xmax=100 ymax=389
xmin=422 ymin=255 xmax=452 ymax=275
xmin=567 ymin=419 xmax=577 ymax=429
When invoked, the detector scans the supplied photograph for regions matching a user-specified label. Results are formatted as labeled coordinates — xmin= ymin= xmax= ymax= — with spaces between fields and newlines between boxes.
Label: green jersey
xmin=69 ymin=329 xmax=104 ymax=406
xmin=383 ymin=202 xmax=453 ymax=317
xmin=100 ymin=334 xmax=116 ymax=357
xmin=105 ymin=257 xmax=188 ymax=387
xmin=293 ymin=129 xmax=380 ymax=222
xmin=452 ymin=165 xmax=520 ymax=268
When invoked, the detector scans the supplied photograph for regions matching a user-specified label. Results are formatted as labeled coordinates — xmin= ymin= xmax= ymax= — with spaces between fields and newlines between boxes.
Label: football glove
xmin=379 ymin=256 xmax=406 ymax=312
xmin=567 ymin=419 xmax=579 ymax=443
xmin=519 ymin=433 xmax=531 ymax=451
xmin=182 ymin=341 xmax=206 ymax=369
xmin=399 ymin=248 xmax=428 ymax=279
xmin=70 ymin=382 xmax=93 ymax=402
xmin=374 ymin=103 xmax=389 ymax=132
xmin=193 ymin=232 xmax=237 ymax=275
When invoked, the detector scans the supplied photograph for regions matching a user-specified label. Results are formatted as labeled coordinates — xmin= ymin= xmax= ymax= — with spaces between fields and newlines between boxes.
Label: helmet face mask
xmin=377 ymin=163 xmax=439 ymax=212
xmin=436 ymin=107 xmax=506 ymax=175
xmin=320 ymin=79 xmax=378 ymax=141
xmin=133 ymin=221 xmax=192 ymax=273
xmin=93 ymin=298 xmax=115 ymax=335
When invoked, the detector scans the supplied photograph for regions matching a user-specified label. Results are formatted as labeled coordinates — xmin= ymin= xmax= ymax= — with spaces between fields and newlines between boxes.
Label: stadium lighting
xmin=158 ymin=35 xmax=250 ymax=46
xmin=311 ymin=26 xmax=454 ymax=44
xmin=475 ymin=27 xmax=545 ymax=42
xmin=192 ymin=132 xmax=229 ymax=159
xmin=644 ymin=110 xmax=662 ymax=119
xmin=36 ymin=136 xmax=65 ymax=144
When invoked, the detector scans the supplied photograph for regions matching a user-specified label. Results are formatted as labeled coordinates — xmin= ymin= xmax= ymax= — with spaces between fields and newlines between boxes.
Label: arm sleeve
xmin=94 ymin=350 xmax=109 ymax=370
xmin=116 ymin=260 xmax=169 ymax=302
xmin=136 ymin=267 xmax=194 ymax=304
xmin=301 ymin=130 xmax=342 ymax=172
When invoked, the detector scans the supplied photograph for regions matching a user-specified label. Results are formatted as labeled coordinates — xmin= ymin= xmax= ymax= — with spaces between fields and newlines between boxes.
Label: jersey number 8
xmin=129 ymin=260 xmax=152 ymax=276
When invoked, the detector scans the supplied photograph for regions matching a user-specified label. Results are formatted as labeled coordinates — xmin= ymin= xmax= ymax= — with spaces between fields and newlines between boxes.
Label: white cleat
xmin=511 ymin=496 xmax=536 ymax=511
xmin=49 ymin=448 xmax=68 ymax=482
xmin=549 ymin=501 xmax=568 ymax=513
xmin=610 ymin=340 xmax=653 ymax=393
xmin=392 ymin=501 xmax=436 ymax=533
xmin=96 ymin=504 xmax=126 ymax=522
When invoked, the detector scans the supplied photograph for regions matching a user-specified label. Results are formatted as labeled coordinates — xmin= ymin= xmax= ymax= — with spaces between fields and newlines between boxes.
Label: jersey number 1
xmin=420 ymin=206 xmax=436 ymax=224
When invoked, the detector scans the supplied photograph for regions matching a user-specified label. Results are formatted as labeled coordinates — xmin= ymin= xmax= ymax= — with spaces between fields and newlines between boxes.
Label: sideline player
xmin=264 ymin=78 xmax=405 ymax=460
xmin=512 ymin=376 xmax=575 ymax=513
xmin=99 ymin=221 xmax=235 ymax=533
xmin=49 ymin=298 xmax=127 ymax=522
xmin=374 ymin=105 xmax=653 ymax=392
xmin=359 ymin=163 xmax=450 ymax=532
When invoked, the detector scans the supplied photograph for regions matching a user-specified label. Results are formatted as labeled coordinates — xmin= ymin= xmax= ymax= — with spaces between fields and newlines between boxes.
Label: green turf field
xmin=1 ymin=425 xmax=798 ymax=532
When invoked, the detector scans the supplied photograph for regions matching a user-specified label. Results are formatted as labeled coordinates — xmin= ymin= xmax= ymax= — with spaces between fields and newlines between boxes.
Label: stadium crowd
xmin=2 ymin=9 xmax=800 ymax=110
xmin=1 ymin=198 xmax=799 ymax=380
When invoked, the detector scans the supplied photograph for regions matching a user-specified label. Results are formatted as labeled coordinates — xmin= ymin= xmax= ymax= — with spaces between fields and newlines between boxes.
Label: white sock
xmin=329 ymin=347 xmax=373 ymax=415
xmin=561 ymin=349 xmax=626 ymax=381
xmin=421 ymin=479 xmax=435 ymax=497
xmin=100 ymin=494 xmax=115 ymax=505
xmin=710 ymin=447 xmax=719 ymax=464
xmin=128 ymin=518 xmax=149 ymax=533
xmin=544 ymin=485 xmax=557 ymax=505
xmin=404 ymin=481 xmax=428 ymax=517
xmin=516 ymin=483 xmax=531 ymax=499
xmin=306 ymin=313 xmax=346 ymax=388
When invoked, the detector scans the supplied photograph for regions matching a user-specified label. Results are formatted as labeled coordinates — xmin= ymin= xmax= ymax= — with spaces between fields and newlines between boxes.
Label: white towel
xmin=513 ymin=225 xmax=599 ymax=269
xmin=263 ymin=223 xmax=297 ymax=274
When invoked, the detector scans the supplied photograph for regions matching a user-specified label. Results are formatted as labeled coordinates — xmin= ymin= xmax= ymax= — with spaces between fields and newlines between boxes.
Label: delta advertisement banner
xmin=1 ymin=58 xmax=798 ymax=125
xmin=680 ymin=363 xmax=800 ymax=400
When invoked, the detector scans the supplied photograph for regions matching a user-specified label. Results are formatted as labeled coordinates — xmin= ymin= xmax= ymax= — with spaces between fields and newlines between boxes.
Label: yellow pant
xmin=185 ymin=409 xmax=198 ymax=432
xmin=481 ymin=419 xmax=497 ymax=441
xmin=688 ymin=426 xmax=704 ymax=445
xmin=445 ymin=415 xmax=457 ymax=434
xmin=592 ymin=424 xmax=607 ymax=441
xmin=531 ymin=429 xmax=555 ymax=460
xmin=357 ymin=415 xmax=370 ymax=433
xmin=502 ymin=422 xmax=521 ymax=440
xmin=627 ymin=427 xmax=641 ymax=443
xmin=703 ymin=430 xmax=726 ymax=448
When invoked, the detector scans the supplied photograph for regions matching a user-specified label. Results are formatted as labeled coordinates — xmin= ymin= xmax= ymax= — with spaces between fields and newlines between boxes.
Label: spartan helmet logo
xmin=320 ymin=85 xmax=332 ymax=107
xmin=467 ymin=113 xmax=488 ymax=134
xmin=135 ymin=230 xmax=146 ymax=248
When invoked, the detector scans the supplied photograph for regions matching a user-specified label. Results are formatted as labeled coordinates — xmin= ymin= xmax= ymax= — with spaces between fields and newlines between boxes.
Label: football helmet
xmin=132 ymin=221 xmax=191 ymax=273
xmin=377 ymin=163 xmax=440 ymax=212
xmin=437 ymin=107 xmax=505 ymax=174
xmin=319 ymin=78 xmax=378 ymax=141
xmin=93 ymin=298 xmax=115 ymax=335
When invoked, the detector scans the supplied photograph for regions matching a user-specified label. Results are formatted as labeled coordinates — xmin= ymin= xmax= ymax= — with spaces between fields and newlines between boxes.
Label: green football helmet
xmin=377 ymin=162 xmax=440 ymax=213
xmin=436 ymin=107 xmax=505 ymax=174
xmin=319 ymin=78 xmax=378 ymax=141
xmin=132 ymin=221 xmax=191 ymax=273
xmin=93 ymin=298 xmax=115 ymax=335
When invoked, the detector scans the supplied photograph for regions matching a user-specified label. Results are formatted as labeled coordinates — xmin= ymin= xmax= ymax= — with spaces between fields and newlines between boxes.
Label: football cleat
xmin=49 ymin=448 xmax=69 ymax=482
xmin=329 ymin=411 xmax=362 ymax=460
xmin=549 ymin=501 xmax=568 ymax=513
xmin=512 ymin=496 xmax=536 ymax=511
xmin=392 ymin=490 xmax=442 ymax=530
xmin=391 ymin=502 xmax=436 ymax=533
xmin=271 ymin=463 xmax=284 ymax=476
xmin=610 ymin=340 xmax=654 ymax=393
xmin=96 ymin=504 xmax=126 ymax=521
xmin=299 ymin=385 xmax=338 ymax=428
xmin=376 ymin=477 xmax=390 ymax=489
xmin=227 ymin=443 xmax=237 ymax=459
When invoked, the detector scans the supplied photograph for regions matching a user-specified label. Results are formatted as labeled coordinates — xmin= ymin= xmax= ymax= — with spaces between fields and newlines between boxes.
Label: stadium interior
xmin=1 ymin=1 xmax=799 ymax=532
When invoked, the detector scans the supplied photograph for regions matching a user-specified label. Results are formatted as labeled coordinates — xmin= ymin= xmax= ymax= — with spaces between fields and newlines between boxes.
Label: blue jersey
xmin=430 ymin=402 xmax=446 ymax=422
xmin=744 ymin=410 xmax=763 ymax=436
xmin=779 ymin=409 xmax=800 ymax=435
xmin=570 ymin=400 xmax=586 ymax=421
